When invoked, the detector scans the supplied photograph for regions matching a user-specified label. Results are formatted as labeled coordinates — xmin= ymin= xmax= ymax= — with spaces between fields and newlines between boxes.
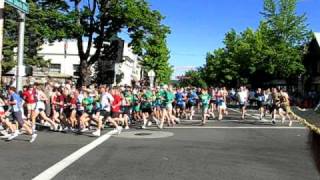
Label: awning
xmin=47 ymin=72 xmax=73 ymax=78
xmin=311 ymin=76 xmax=320 ymax=84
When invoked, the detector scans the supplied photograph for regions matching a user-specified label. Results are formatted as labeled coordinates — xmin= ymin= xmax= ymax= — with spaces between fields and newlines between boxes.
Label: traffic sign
xmin=5 ymin=0 xmax=29 ymax=14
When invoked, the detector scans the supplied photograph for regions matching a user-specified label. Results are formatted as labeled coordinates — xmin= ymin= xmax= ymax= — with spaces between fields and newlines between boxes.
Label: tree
xmin=2 ymin=0 xmax=68 ymax=74
xmin=198 ymin=0 xmax=311 ymax=88
xmin=141 ymin=28 xmax=173 ymax=84
xmin=260 ymin=0 xmax=310 ymax=78
xmin=204 ymin=48 xmax=240 ymax=87
xmin=179 ymin=68 xmax=207 ymax=88
xmin=63 ymin=0 xmax=171 ymax=86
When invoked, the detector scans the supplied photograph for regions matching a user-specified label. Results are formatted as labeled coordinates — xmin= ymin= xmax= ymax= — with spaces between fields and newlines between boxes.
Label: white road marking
xmin=228 ymin=108 xmax=263 ymax=120
xmin=166 ymin=126 xmax=307 ymax=129
xmin=32 ymin=130 xmax=117 ymax=180
xmin=181 ymin=119 xmax=286 ymax=123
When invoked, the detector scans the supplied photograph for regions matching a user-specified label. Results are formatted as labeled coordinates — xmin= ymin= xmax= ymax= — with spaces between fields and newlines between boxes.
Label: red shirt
xmin=112 ymin=95 xmax=122 ymax=112
xmin=23 ymin=90 xmax=36 ymax=104
xmin=70 ymin=97 xmax=77 ymax=106
xmin=52 ymin=95 xmax=65 ymax=110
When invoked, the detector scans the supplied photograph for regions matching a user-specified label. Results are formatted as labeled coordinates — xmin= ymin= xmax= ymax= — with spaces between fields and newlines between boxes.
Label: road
xmin=0 ymin=108 xmax=319 ymax=180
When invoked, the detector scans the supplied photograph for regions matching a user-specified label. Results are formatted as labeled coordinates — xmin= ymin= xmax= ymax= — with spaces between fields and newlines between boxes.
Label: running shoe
xmin=117 ymin=126 xmax=123 ymax=135
xmin=153 ymin=117 xmax=160 ymax=125
xmin=271 ymin=119 xmax=276 ymax=125
xmin=80 ymin=128 xmax=89 ymax=133
xmin=0 ymin=130 xmax=8 ymax=136
xmin=92 ymin=130 xmax=101 ymax=137
xmin=29 ymin=134 xmax=38 ymax=143
xmin=175 ymin=118 xmax=181 ymax=124
xmin=288 ymin=121 xmax=293 ymax=127
xmin=0 ymin=131 xmax=11 ymax=139
xmin=158 ymin=123 xmax=163 ymax=129
xmin=125 ymin=126 xmax=130 ymax=130
xmin=7 ymin=131 xmax=19 ymax=141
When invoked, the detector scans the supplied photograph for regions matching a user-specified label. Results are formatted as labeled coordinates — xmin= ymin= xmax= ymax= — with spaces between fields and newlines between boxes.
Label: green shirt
xmin=164 ymin=91 xmax=175 ymax=105
xmin=83 ymin=97 xmax=94 ymax=112
xmin=200 ymin=93 xmax=211 ymax=106
xmin=141 ymin=90 xmax=153 ymax=109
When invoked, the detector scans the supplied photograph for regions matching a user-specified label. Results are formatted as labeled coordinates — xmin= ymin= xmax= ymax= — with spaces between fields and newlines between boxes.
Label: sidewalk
xmin=292 ymin=106 xmax=320 ymax=134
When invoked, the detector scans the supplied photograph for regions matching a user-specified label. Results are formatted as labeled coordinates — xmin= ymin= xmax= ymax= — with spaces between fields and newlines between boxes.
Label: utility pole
xmin=16 ymin=11 xmax=25 ymax=91
xmin=0 ymin=0 xmax=29 ymax=90
xmin=0 ymin=0 xmax=4 ymax=86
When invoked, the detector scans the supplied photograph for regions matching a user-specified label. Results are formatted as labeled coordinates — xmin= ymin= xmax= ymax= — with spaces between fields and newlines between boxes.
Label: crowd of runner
xmin=0 ymin=81 xmax=294 ymax=143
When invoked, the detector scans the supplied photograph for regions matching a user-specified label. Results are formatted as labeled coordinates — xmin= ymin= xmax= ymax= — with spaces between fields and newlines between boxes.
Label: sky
xmin=143 ymin=0 xmax=320 ymax=78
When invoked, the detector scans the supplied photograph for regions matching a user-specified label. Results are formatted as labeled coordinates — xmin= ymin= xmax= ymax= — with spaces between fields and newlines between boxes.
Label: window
xmin=73 ymin=64 xmax=80 ymax=76
xmin=49 ymin=64 xmax=61 ymax=73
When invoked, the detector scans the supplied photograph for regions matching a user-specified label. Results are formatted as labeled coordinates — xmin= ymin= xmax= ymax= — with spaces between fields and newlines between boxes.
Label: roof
xmin=315 ymin=32 xmax=320 ymax=47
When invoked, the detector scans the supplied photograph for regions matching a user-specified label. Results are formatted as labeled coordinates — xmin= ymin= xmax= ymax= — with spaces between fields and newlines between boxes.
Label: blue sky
xmin=145 ymin=0 xmax=320 ymax=78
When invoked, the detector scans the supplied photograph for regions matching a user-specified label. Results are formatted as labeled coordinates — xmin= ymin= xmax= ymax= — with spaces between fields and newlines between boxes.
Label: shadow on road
xmin=310 ymin=131 xmax=320 ymax=175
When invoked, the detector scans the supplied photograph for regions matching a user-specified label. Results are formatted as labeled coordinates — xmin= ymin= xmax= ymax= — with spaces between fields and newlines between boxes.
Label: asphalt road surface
xmin=0 ymin=108 xmax=319 ymax=180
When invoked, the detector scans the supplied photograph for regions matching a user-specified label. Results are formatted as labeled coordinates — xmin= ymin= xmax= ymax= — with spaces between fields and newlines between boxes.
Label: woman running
xmin=32 ymin=84 xmax=58 ymax=131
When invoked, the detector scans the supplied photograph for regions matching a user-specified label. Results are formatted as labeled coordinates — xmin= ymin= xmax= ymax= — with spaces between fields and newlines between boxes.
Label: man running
xmin=7 ymin=87 xmax=37 ymax=143
xmin=199 ymin=88 xmax=211 ymax=125
xmin=237 ymin=86 xmax=248 ymax=120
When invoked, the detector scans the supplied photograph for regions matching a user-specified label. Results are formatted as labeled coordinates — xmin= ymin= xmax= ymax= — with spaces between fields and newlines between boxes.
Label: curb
xmin=292 ymin=112 xmax=320 ymax=135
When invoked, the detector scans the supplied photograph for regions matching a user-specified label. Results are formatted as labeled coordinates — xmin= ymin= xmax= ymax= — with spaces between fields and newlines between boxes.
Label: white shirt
xmin=238 ymin=91 xmax=248 ymax=104
xmin=100 ymin=92 xmax=114 ymax=112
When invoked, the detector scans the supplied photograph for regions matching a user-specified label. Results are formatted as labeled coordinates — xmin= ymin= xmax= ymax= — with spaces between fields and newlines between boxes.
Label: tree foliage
xmin=179 ymin=68 xmax=207 ymax=88
xmin=182 ymin=0 xmax=311 ymax=88
xmin=141 ymin=29 xmax=173 ymax=84
xmin=3 ymin=0 xmax=172 ymax=86
xmin=62 ymin=0 xmax=172 ymax=86
xmin=2 ymin=0 xmax=68 ymax=74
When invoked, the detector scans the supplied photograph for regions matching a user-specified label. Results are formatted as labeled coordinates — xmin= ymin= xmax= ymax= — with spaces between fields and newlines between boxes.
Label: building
xmin=303 ymin=32 xmax=320 ymax=92
xmin=31 ymin=40 xmax=142 ymax=85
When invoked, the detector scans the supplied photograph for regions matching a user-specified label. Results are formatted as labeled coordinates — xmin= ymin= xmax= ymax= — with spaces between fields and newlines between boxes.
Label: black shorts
xmin=210 ymin=100 xmax=216 ymax=104
xmin=122 ymin=106 xmax=131 ymax=115
xmin=63 ymin=108 xmax=72 ymax=118
xmin=257 ymin=101 xmax=264 ymax=108
xmin=142 ymin=107 xmax=153 ymax=114
xmin=271 ymin=104 xmax=280 ymax=112
xmin=239 ymin=103 xmax=247 ymax=109
xmin=77 ymin=110 xmax=84 ymax=116
xmin=186 ymin=102 xmax=195 ymax=109
xmin=112 ymin=112 xmax=121 ymax=118
xmin=13 ymin=111 xmax=24 ymax=127
xmin=100 ymin=110 xmax=111 ymax=119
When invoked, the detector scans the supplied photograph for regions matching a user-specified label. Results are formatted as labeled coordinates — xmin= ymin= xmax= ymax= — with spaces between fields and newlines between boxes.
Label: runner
xmin=111 ymin=87 xmax=125 ymax=132
xmin=209 ymin=88 xmax=216 ymax=119
xmin=131 ymin=88 xmax=142 ymax=123
xmin=175 ymin=87 xmax=186 ymax=119
xmin=7 ymin=87 xmax=37 ymax=143
xmin=279 ymin=88 xmax=293 ymax=127
xmin=216 ymin=87 xmax=228 ymax=120
xmin=22 ymin=85 xmax=36 ymax=120
xmin=271 ymin=88 xmax=283 ymax=125
xmin=98 ymin=85 xmax=122 ymax=136
xmin=32 ymin=84 xmax=58 ymax=131
xmin=199 ymin=88 xmax=211 ymax=125
xmin=255 ymin=88 xmax=266 ymax=120
xmin=237 ymin=86 xmax=248 ymax=120
xmin=186 ymin=88 xmax=198 ymax=120
xmin=141 ymin=87 xmax=159 ymax=129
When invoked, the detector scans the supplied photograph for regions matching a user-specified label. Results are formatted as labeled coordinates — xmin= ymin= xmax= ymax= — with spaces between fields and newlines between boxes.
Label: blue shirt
xmin=10 ymin=93 xmax=22 ymax=112
xmin=188 ymin=92 xmax=198 ymax=104
xmin=175 ymin=92 xmax=185 ymax=105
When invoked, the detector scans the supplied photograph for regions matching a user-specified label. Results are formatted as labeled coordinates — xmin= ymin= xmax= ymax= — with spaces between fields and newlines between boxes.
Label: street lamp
xmin=148 ymin=70 xmax=155 ymax=88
